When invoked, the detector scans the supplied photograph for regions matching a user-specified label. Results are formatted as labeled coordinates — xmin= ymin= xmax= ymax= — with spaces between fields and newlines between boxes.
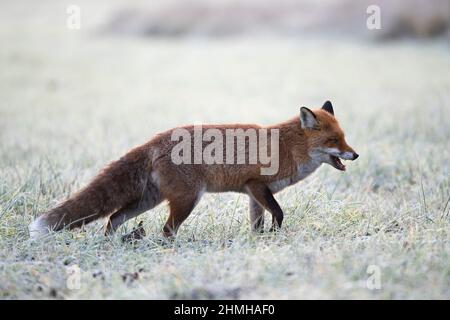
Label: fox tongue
xmin=332 ymin=156 xmax=346 ymax=171
xmin=336 ymin=158 xmax=345 ymax=170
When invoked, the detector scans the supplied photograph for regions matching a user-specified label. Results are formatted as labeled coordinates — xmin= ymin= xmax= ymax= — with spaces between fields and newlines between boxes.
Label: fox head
xmin=300 ymin=101 xmax=358 ymax=171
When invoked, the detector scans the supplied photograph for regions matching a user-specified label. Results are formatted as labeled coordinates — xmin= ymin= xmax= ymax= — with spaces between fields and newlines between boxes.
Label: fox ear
xmin=300 ymin=107 xmax=319 ymax=130
xmin=322 ymin=100 xmax=334 ymax=115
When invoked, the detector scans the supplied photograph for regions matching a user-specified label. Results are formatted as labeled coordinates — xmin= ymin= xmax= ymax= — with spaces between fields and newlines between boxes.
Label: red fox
xmin=29 ymin=101 xmax=358 ymax=238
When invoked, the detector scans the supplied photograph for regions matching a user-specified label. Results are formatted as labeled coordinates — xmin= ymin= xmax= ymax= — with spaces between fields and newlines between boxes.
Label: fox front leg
xmin=249 ymin=198 xmax=265 ymax=233
xmin=245 ymin=180 xmax=284 ymax=231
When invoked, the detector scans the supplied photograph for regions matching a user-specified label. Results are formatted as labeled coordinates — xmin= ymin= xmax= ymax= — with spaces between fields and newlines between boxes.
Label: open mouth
xmin=330 ymin=155 xmax=346 ymax=171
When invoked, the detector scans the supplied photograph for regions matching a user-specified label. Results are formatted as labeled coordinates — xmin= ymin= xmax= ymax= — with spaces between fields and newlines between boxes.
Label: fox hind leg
xmin=105 ymin=201 xmax=149 ymax=235
xmin=163 ymin=192 xmax=202 ymax=238
xmin=104 ymin=184 xmax=163 ymax=235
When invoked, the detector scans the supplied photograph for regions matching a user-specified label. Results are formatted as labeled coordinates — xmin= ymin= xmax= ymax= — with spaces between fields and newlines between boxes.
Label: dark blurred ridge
xmin=104 ymin=0 xmax=450 ymax=40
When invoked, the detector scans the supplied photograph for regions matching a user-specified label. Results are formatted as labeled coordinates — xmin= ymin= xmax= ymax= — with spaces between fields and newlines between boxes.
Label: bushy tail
xmin=29 ymin=146 xmax=148 ymax=238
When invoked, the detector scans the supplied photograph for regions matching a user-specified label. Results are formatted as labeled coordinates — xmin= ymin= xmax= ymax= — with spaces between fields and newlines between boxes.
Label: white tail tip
xmin=29 ymin=216 xmax=50 ymax=239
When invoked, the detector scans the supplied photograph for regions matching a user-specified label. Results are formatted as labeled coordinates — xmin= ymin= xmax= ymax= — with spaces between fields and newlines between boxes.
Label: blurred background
xmin=1 ymin=0 xmax=448 ymax=160
xmin=106 ymin=0 xmax=450 ymax=40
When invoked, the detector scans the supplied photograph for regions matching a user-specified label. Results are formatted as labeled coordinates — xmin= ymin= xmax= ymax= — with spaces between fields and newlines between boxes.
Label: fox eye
xmin=328 ymin=138 xmax=339 ymax=144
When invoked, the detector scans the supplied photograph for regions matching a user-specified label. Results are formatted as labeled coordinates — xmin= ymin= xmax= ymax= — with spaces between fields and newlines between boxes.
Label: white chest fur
xmin=269 ymin=159 xmax=322 ymax=193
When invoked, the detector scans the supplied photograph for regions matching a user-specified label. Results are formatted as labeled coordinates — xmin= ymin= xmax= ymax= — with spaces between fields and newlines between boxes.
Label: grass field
xmin=0 ymin=1 xmax=449 ymax=299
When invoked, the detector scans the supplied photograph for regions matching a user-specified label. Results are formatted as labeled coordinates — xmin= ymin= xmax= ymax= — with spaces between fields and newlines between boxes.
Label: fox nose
xmin=352 ymin=153 xmax=359 ymax=160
